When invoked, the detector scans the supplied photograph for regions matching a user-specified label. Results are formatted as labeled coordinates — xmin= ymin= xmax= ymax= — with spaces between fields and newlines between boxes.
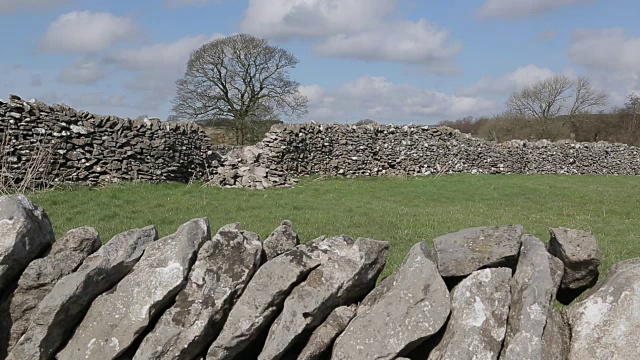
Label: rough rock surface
xmin=133 ymin=223 xmax=263 ymax=360
xmin=500 ymin=235 xmax=564 ymax=360
xmin=296 ymin=305 xmax=356 ymax=360
xmin=548 ymin=227 xmax=601 ymax=304
xmin=541 ymin=310 xmax=571 ymax=360
xmin=428 ymin=268 xmax=512 ymax=360
xmin=566 ymin=258 xmax=640 ymax=360
xmin=6 ymin=225 xmax=158 ymax=360
xmin=430 ymin=225 xmax=523 ymax=278
xmin=258 ymin=237 xmax=389 ymax=360
xmin=206 ymin=244 xmax=322 ymax=360
xmin=355 ymin=272 xmax=395 ymax=315
xmin=332 ymin=242 xmax=450 ymax=360
xmin=262 ymin=220 xmax=300 ymax=261
xmin=0 ymin=194 xmax=55 ymax=290
xmin=57 ymin=218 xmax=210 ymax=360
xmin=0 ymin=227 xmax=101 ymax=353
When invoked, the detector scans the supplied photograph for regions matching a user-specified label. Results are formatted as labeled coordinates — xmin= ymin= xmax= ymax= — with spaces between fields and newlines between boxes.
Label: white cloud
xmin=478 ymin=0 xmax=591 ymax=19
xmin=315 ymin=19 xmax=461 ymax=73
xmin=106 ymin=33 xmax=224 ymax=111
xmin=71 ymin=93 xmax=130 ymax=108
xmin=301 ymin=76 xmax=495 ymax=124
xmin=0 ymin=0 xmax=70 ymax=13
xmin=58 ymin=58 xmax=105 ymax=84
xmin=41 ymin=11 xmax=138 ymax=53
xmin=459 ymin=64 xmax=556 ymax=96
xmin=568 ymin=28 xmax=640 ymax=105
xmin=241 ymin=0 xmax=395 ymax=39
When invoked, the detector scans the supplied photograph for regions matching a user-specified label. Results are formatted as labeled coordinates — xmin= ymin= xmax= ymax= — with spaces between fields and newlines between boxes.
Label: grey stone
xmin=548 ymin=227 xmax=601 ymax=304
xmin=57 ymin=218 xmax=210 ymax=360
xmin=133 ymin=223 xmax=262 ymax=360
xmin=332 ymin=242 xmax=450 ymax=360
xmin=1 ymin=227 xmax=101 ymax=353
xmin=263 ymin=220 xmax=299 ymax=261
xmin=206 ymin=243 xmax=323 ymax=360
xmin=541 ymin=310 xmax=571 ymax=360
xmin=7 ymin=225 xmax=158 ymax=360
xmin=428 ymin=268 xmax=512 ymax=360
xmin=0 ymin=194 xmax=55 ymax=290
xmin=430 ymin=225 xmax=523 ymax=278
xmin=566 ymin=258 xmax=640 ymax=360
xmin=259 ymin=237 xmax=389 ymax=360
xmin=296 ymin=305 xmax=356 ymax=360
xmin=355 ymin=272 xmax=395 ymax=316
xmin=500 ymin=235 xmax=564 ymax=360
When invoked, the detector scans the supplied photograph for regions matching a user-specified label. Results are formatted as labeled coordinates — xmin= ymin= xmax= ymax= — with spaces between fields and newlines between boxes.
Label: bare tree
xmin=624 ymin=92 xmax=639 ymax=130
xmin=172 ymin=34 xmax=308 ymax=144
xmin=507 ymin=75 xmax=608 ymax=138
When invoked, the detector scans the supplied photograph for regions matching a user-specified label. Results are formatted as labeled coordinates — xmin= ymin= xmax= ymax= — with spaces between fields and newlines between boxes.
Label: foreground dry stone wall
xmin=1 ymin=194 xmax=639 ymax=360
xmin=1 ymin=95 xmax=219 ymax=185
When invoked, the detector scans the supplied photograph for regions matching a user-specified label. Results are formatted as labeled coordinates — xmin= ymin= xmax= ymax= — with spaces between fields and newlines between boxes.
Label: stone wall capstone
xmin=2 ymin=194 xmax=640 ymax=359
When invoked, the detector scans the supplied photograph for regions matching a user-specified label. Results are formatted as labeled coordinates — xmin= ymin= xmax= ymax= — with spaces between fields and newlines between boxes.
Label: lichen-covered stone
xmin=430 ymin=225 xmax=523 ymax=278
xmin=296 ymin=305 xmax=356 ymax=360
xmin=206 ymin=243 xmax=323 ymax=360
xmin=262 ymin=220 xmax=299 ymax=261
xmin=0 ymin=194 xmax=55 ymax=291
xmin=258 ymin=237 xmax=389 ymax=360
xmin=428 ymin=268 xmax=512 ymax=360
xmin=500 ymin=235 xmax=564 ymax=360
xmin=7 ymin=225 xmax=157 ymax=360
xmin=566 ymin=258 xmax=640 ymax=360
xmin=133 ymin=223 xmax=262 ymax=360
xmin=548 ymin=227 xmax=601 ymax=304
xmin=0 ymin=227 xmax=101 ymax=354
xmin=57 ymin=218 xmax=210 ymax=360
xmin=332 ymin=242 xmax=450 ymax=360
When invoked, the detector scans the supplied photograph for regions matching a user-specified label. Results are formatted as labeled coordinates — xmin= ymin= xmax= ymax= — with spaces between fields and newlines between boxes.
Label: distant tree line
xmin=440 ymin=76 xmax=640 ymax=146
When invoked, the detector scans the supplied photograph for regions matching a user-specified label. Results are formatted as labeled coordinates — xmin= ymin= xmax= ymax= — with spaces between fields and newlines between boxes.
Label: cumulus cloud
xmin=41 ymin=11 xmax=139 ymax=53
xmin=106 ymin=33 xmax=224 ymax=111
xmin=459 ymin=64 xmax=556 ymax=96
xmin=0 ymin=0 xmax=70 ymax=13
xmin=71 ymin=92 xmax=130 ymax=108
xmin=240 ymin=0 xmax=395 ymax=39
xmin=315 ymin=19 xmax=461 ymax=73
xmin=478 ymin=0 xmax=591 ymax=19
xmin=300 ymin=76 xmax=495 ymax=124
xmin=58 ymin=58 xmax=105 ymax=84
xmin=568 ymin=28 xmax=640 ymax=104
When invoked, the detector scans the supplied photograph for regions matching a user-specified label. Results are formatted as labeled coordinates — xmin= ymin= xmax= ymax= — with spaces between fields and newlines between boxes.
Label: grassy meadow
xmin=32 ymin=174 xmax=640 ymax=280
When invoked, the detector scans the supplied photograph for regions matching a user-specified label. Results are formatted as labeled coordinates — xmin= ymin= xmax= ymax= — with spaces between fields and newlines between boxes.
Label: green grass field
xmin=32 ymin=175 xmax=640 ymax=279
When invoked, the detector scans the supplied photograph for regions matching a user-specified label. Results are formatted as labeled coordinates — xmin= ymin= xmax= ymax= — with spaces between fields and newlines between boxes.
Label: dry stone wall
xmin=2 ymin=194 xmax=640 ymax=360
xmin=1 ymin=95 xmax=219 ymax=185
xmin=3 ymin=96 xmax=640 ymax=190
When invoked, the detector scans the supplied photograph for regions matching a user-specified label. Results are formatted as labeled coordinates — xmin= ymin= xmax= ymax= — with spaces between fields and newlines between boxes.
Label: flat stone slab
xmin=57 ymin=218 xmax=210 ymax=360
xmin=548 ymin=227 xmax=601 ymax=304
xmin=430 ymin=225 xmax=523 ymax=278
xmin=263 ymin=220 xmax=299 ymax=261
xmin=296 ymin=305 xmax=356 ymax=360
xmin=332 ymin=242 xmax=450 ymax=360
xmin=133 ymin=223 xmax=263 ymax=360
xmin=566 ymin=258 xmax=640 ymax=360
xmin=7 ymin=225 xmax=157 ymax=360
xmin=206 ymin=242 xmax=323 ymax=360
xmin=428 ymin=268 xmax=512 ymax=360
xmin=0 ymin=227 xmax=101 ymax=354
xmin=500 ymin=235 xmax=564 ymax=360
xmin=258 ymin=237 xmax=389 ymax=360
xmin=0 ymin=194 xmax=55 ymax=291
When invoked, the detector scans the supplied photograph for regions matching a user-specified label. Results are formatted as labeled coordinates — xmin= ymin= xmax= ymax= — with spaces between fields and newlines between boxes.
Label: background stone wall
xmin=1 ymin=95 xmax=218 ymax=186
xmin=257 ymin=123 xmax=640 ymax=178
xmin=3 ymin=96 xmax=640 ymax=190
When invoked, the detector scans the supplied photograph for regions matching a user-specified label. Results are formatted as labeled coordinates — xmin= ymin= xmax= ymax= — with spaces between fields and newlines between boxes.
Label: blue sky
xmin=1 ymin=0 xmax=639 ymax=124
